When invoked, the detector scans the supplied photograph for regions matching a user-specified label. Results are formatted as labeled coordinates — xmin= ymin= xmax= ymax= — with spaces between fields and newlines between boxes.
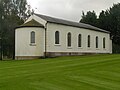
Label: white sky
xmin=27 ymin=0 xmax=120 ymax=22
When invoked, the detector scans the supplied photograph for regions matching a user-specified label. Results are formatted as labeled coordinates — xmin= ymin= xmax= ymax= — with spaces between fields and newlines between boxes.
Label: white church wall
xmin=15 ymin=27 xmax=45 ymax=59
xmin=46 ymin=23 xmax=112 ymax=54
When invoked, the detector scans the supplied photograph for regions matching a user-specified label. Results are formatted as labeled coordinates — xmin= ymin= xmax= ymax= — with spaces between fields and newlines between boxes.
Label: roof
xmin=16 ymin=19 xmax=44 ymax=28
xmin=35 ymin=13 xmax=110 ymax=33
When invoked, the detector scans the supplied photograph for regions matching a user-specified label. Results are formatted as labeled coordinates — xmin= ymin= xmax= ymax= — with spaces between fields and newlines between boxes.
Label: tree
xmin=80 ymin=11 xmax=98 ymax=27
xmin=98 ymin=3 xmax=120 ymax=45
xmin=108 ymin=3 xmax=120 ymax=45
xmin=0 ymin=0 xmax=28 ymax=58
xmin=80 ymin=3 xmax=120 ymax=53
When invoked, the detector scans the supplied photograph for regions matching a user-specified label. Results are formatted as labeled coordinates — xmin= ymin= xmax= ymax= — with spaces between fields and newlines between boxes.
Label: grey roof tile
xmin=35 ymin=13 xmax=110 ymax=33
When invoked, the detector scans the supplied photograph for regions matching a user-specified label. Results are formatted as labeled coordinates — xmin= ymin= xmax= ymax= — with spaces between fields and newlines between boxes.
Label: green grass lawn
xmin=0 ymin=54 xmax=120 ymax=90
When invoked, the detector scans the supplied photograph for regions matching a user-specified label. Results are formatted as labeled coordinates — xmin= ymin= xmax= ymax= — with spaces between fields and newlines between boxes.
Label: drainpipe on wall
xmin=13 ymin=29 xmax=15 ymax=60
xmin=44 ymin=23 xmax=47 ymax=58
xmin=0 ymin=37 xmax=2 ymax=60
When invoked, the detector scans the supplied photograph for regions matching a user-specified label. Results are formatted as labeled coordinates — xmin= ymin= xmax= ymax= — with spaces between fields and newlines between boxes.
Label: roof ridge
xmin=34 ymin=13 xmax=78 ymax=23
xmin=20 ymin=19 xmax=44 ymax=27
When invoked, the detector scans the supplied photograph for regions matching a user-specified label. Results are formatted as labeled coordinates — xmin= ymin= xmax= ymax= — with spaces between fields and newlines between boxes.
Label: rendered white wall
xmin=15 ymin=27 xmax=45 ymax=57
xmin=46 ymin=23 xmax=112 ymax=54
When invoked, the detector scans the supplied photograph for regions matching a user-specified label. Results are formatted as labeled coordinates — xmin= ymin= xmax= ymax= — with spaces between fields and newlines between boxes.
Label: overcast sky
xmin=27 ymin=0 xmax=120 ymax=22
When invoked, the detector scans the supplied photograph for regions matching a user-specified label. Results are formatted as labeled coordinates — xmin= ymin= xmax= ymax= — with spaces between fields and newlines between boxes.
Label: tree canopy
xmin=0 ymin=0 xmax=28 ymax=58
xmin=80 ymin=3 xmax=120 ymax=53
xmin=80 ymin=11 xmax=98 ymax=27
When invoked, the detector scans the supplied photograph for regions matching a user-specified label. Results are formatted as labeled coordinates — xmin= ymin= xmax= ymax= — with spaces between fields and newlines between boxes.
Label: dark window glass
xmin=68 ymin=32 xmax=71 ymax=47
xmin=55 ymin=31 xmax=60 ymax=44
xmin=103 ymin=37 xmax=105 ymax=48
xmin=96 ymin=36 xmax=98 ymax=48
xmin=31 ymin=31 xmax=35 ymax=43
xmin=78 ymin=34 xmax=82 ymax=47
xmin=88 ymin=35 xmax=90 ymax=47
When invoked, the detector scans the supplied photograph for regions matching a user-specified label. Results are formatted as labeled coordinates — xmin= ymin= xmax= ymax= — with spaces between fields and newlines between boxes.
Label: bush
xmin=113 ymin=43 xmax=120 ymax=53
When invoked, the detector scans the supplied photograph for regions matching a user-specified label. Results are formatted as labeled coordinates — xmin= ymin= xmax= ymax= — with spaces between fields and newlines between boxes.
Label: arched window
xmin=31 ymin=31 xmax=35 ymax=44
xmin=55 ymin=31 xmax=60 ymax=44
xmin=103 ymin=37 xmax=105 ymax=48
xmin=96 ymin=36 xmax=98 ymax=48
xmin=78 ymin=34 xmax=82 ymax=47
xmin=67 ymin=32 xmax=71 ymax=47
xmin=88 ymin=35 xmax=90 ymax=47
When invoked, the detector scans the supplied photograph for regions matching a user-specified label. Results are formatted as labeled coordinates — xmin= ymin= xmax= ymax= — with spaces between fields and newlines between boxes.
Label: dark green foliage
xmin=80 ymin=11 xmax=98 ymax=27
xmin=98 ymin=10 xmax=109 ymax=30
xmin=113 ymin=43 xmax=120 ymax=53
xmin=108 ymin=3 xmax=120 ymax=45
xmin=98 ymin=3 xmax=120 ymax=45
xmin=80 ymin=3 xmax=120 ymax=53
xmin=0 ymin=0 xmax=28 ymax=58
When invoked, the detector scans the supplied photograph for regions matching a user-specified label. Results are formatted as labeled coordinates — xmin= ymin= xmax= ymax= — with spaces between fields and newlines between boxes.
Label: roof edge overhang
xmin=47 ymin=21 xmax=110 ymax=34
xmin=34 ymin=13 xmax=110 ymax=34
xmin=15 ymin=26 xmax=44 ymax=29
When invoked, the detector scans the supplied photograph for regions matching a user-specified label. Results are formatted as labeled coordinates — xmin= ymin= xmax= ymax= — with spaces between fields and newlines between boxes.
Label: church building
xmin=15 ymin=13 xmax=112 ymax=59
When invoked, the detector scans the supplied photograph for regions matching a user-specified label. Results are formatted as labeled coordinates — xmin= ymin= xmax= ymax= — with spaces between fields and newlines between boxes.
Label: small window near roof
xmin=31 ymin=31 xmax=35 ymax=44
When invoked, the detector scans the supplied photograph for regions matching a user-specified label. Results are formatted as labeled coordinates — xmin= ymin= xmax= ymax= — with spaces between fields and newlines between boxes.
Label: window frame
xmin=103 ymin=37 xmax=106 ymax=49
xmin=67 ymin=32 xmax=72 ymax=47
xmin=88 ymin=35 xmax=90 ymax=48
xmin=30 ymin=31 xmax=36 ymax=46
xmin=55 ymin=31 xmax=60 ymax=45
xmin=30 ymin=31 xmax=35 ymax=44
xmin=96 ymin=36 xmax=98 ymax=48
xmin=78 ymin=34 xmax=82 ymax=47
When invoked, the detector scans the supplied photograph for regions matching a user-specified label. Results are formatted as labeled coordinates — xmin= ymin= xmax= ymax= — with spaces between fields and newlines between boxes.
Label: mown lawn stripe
xmin=0 ymin=54 xmax=120 ymax=90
